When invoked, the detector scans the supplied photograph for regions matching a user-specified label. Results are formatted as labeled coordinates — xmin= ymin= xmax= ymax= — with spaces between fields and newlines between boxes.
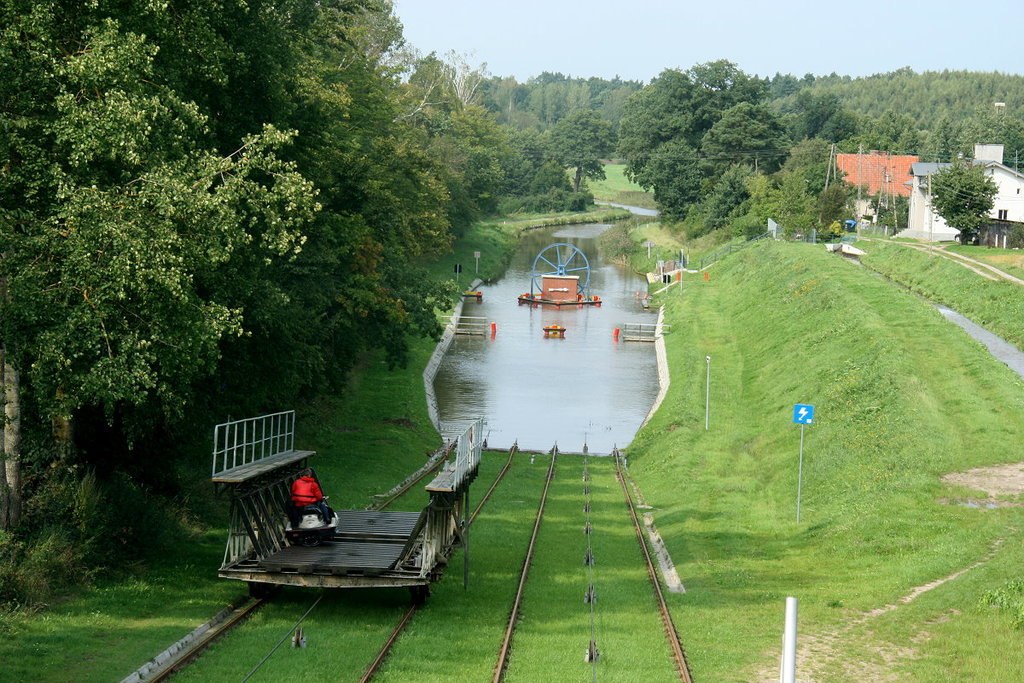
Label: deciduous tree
xmin=550 ymin=110 xmax=614 ymax=192
xmin=931 ymin=163 xmax=998 ymax=244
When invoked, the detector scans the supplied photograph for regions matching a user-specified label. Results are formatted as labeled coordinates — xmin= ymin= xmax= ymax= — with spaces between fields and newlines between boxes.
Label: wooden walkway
xmin=261 ymin=542 xmax=410 ymax=576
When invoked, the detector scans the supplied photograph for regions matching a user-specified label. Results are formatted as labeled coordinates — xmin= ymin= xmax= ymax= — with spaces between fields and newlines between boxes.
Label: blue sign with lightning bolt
xmin=793 ymin=404 xmax=814 ymax=424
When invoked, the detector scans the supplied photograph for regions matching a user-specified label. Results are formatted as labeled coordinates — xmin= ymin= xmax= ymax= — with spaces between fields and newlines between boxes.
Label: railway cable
xmin=582 ymin=454 xmax=601 ymax=680
xmin=613 ymin=450 xmax=694 ymax=682
xmin=493 ymin=445 xmax=559 ymax=683
xmin=240 ymin=594 xmax=324 ymax=683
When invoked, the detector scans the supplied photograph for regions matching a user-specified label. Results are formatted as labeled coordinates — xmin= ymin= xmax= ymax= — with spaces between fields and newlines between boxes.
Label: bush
xmin=1009 ymin=223 xmax=1024 ymax=249
xmin=598 ymin=223 xmax=635 ymax=263
xmin=732 ymin=214 xmax=768 ymax=240
xmin=0 ymin=467 xmax=187 ymax=606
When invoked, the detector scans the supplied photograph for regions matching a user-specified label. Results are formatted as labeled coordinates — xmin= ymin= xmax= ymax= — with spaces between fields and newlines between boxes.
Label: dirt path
xmin=752 ymin=538 xmax=1007 ymax=682
xmin=750 ymin=458 xmax=1024 ymax=681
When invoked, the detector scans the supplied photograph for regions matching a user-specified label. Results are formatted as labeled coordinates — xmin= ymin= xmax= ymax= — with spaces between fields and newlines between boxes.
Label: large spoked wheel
xmin=531 ymin=243 xmax=591 ymax=295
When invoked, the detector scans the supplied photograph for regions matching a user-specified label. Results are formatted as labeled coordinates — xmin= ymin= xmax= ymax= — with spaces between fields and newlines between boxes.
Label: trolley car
xmin=211 ymin=411 xmax=481 ymax=601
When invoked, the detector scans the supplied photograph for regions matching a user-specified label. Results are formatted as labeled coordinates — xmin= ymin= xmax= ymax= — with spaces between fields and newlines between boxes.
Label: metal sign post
xmin=792 ymin=404 xmax=814 ymax=522
xmin=474 ymin=251 xmax=481 ymax=274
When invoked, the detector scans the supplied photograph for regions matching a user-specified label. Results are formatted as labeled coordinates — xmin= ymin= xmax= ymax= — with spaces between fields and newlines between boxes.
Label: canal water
xmin=433 ymin=222 xmax=660 ymax=453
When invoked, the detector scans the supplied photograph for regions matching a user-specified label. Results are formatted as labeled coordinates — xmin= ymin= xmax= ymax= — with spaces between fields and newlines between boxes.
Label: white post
xmin=705 ymin=356 xmax=711 ymax=431
xmin=781 ymin=597 xmax=798 ymax=683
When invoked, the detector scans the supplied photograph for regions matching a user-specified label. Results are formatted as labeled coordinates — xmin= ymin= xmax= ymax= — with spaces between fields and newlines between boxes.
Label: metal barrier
xmin=212 ymin=411 xmax=296 ymax=477
xmin=419 ymin=418 xmax=482 ymax=578
xmin=441 ymin=314 xmax=490 ymax=336
xmin=453 ymin=418 xmax=483 ymax=489
xmin=620 ymin=322 xmax=672 ymax=342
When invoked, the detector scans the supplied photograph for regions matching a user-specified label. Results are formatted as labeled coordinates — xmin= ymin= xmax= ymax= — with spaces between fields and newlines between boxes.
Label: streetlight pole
xmin=705 ymin=355 xmax=711 ymax=431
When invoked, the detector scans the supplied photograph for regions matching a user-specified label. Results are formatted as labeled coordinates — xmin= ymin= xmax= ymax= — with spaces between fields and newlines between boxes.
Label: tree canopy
xmin=930 ymin=163 xmax=999 ymax=244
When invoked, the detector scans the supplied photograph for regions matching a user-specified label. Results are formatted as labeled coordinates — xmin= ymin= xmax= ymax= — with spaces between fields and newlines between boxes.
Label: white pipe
xmin=781 ymin=597 xmax=798 ymax=683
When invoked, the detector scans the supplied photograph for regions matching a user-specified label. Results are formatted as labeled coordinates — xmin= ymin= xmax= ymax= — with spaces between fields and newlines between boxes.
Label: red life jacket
xmin=291 ymin=476 xmax=322 ymax=505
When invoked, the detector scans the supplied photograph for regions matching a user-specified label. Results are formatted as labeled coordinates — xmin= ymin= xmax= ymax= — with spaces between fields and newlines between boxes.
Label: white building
xmin=900 ymin=144 xmax=1024 ymax=242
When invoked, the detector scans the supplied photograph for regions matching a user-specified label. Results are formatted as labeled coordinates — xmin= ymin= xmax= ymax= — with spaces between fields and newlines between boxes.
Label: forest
xmin=3 ymin=0 xmax=1024 ymax=606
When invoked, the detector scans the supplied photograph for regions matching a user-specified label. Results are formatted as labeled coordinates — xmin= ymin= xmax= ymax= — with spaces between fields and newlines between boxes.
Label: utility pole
xmin=856 ymin=144 xmax=864 ymax=221
xmin=824 ymin=144 xmax=834 ymax=190
xmin=704 ymin=356 xmax=711 ymax=431
xmin=927 ymin=171 xmax=933 ymax=242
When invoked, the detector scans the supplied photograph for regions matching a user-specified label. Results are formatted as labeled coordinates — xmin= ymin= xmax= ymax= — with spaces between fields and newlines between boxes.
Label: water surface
xmin=433 ymin=223 xmax=659 ymax=453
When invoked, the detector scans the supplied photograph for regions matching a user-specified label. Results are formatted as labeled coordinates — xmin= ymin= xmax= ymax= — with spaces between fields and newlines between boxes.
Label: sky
xmin=392 ymin=0 xmax=1024 ymax=83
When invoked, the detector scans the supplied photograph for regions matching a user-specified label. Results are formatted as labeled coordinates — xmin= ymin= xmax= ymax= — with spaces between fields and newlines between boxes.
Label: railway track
xmin=369 ymin=442 xmax=456 ymax=511
xmin=469 ymin=443 xmax=519 ymax=526
xmin=124 ymin=442 xmax=461 ymax=683
xmin=132 ymin=446 xmax=691 ymax=681
xmin=358 ymin=443 xmax=520 ymax=682
xmin=493 ymin=446 xmax=558 ymax=683
xmin=613 ymin=450 xmax=693 ymax=682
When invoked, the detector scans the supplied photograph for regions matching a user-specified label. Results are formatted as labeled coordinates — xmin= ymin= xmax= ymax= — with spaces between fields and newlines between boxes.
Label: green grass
xmin=12 ymin=218 xmax=1024 ymax=681
xmin=628 ymin=241 xmax=1024 ymax=680
xmin=588 ymin=163 xmax=657 ymax=210
xmin=503 ymin=457 xmax=678 ymax=682
xmin=943 ymin=243 xmax=1024 ymax=280
xmin=860 ymin=239 xmax=1024 ymax=349
xmin=0 ymin=530 xmax=242 ymax=681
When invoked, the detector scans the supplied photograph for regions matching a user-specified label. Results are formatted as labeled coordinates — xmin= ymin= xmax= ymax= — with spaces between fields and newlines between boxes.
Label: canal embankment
xmin=627 ymin=240 xmax=1024 ymax=681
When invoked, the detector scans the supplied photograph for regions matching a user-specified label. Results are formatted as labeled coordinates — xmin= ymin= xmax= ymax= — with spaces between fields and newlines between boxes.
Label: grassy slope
xmin=861 ymin=240 xmax=1024 ymax=349
xmin=588 ymin=163 xmax=658 ymax=210
xmin=628 ymin=241 xmax=1024 ymax=680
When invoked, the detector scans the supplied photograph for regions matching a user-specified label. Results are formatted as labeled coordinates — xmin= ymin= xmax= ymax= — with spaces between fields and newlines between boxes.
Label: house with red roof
xmin=836 ymin=152 xmax=919 ymax=197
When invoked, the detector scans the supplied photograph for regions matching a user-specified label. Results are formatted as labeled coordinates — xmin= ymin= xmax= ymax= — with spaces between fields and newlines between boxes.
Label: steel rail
xmin=492 ymin=446 xmax=558 ymax=683
xmin=613 ymin=450 xmax=693 ymax=682
xmin=141 ymin=595 xmax=268 ymax=683
xmin=468 ymin=444 xmax=519 ymax=526
xmin=358 ymin=443 xmax=518 ymax=682
xmin=358 ymin=603 xmax=419 ymax=683
xmin=371 ymin=442 xmax=456 ymax=511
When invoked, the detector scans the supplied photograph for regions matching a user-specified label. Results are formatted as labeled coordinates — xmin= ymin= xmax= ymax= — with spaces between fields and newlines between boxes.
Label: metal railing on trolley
xmin=211 ymin=410 xmax=297 ymax=478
